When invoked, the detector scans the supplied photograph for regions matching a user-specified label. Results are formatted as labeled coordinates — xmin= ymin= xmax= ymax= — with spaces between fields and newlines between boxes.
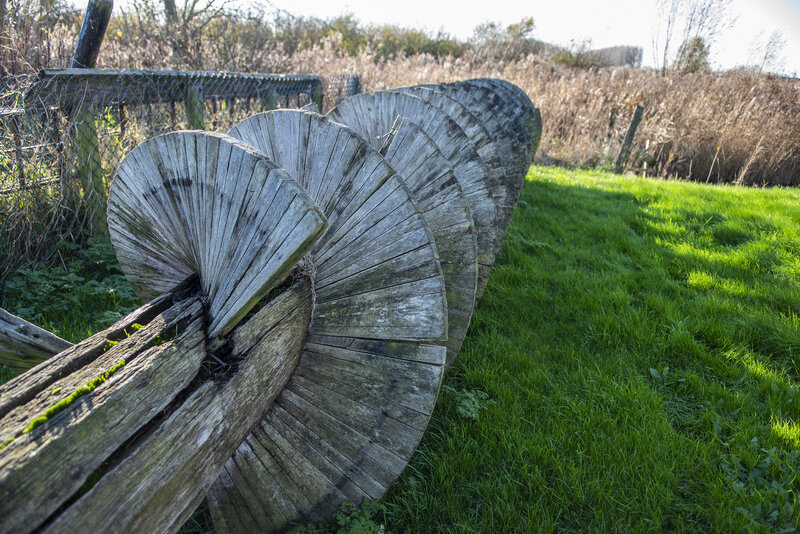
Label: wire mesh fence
xmin=0 ymin=69 xmax=360 ymax=283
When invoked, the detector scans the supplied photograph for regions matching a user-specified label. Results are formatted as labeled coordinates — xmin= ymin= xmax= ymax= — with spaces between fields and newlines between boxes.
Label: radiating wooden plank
xmin=330 ymin=114 xmax=478 ymax=367
xmin=439 ymin=81 xmax=529 ymax=181
xmin=208 ymin=336 xmax=445 ymax=533
xmin=395 ymin=86 xmax=510 ymax=242
xmin=328 ymin=91 xmax=500 ymax=299
xmin=0 ymin=308 xmax=72 ymax=374
xmin=108 ymin=130 xmax=327 ymax=338
xmin=455 ymin=79 xmax=538 ymax=178
xmin=397 ymin=85 xmax=524 ymax=245
xmin=227 ymin=111 xmax=447 ymax=343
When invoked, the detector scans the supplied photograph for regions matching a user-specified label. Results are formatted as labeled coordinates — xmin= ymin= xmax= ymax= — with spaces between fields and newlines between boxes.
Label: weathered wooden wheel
xmin=0 ymin=78 xmax=538 ymax=534
xmin=328 ymin=91 xmax=499 ymax=299
xmin=456 ymin=79 xmax=541 ymax=173
xmin=208 ymin=109 xmax=449 ymax=533
xmin=107 ymin=131 xmax=327 ymax=338
xmin=320 ymin=112 xmax=478 ymax=367
xmin=0 ymin=131 xmax=328 ymax=533
xmin=396 ymin=85 xmax=520 ymax=242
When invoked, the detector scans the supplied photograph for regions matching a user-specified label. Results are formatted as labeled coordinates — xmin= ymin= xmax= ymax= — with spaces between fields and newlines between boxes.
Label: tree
xmin=672 ymin=36 xmax=710 ymax=72
xmin=128 ymin=0 xmax=230 ymax=67
xmin=652 ymin=0 xmax=734 ymax=72
xmin=470 ymin=17 xmax=540 ymax=63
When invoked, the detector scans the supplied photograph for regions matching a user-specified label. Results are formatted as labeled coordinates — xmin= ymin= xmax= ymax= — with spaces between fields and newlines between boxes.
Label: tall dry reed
xmin=3 ymin=6 xmax=799 ymax=186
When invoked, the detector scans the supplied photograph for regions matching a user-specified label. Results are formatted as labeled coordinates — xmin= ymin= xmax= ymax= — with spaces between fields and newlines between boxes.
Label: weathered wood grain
xmin=0 ymin=288 xmax=179 ymax=418
xmin=342 ymin=115 xmax=477 ymax=367
xmin=0 ymin=282 xmax=206 ymax=534
xmin=43 ymin=274 xmax=313 ymax=534
xmin=206 ymin=109 xmax=449 ymax=532
xmin=208 ymin=336 xmax=445 ymax=534
xmin=443 ymin=82 xmax=528 ymax=177
xmin=414 ymin=84 xmax=518 ymax=184
xmin=328 ymin=91 xmax=500 ymax=299
xmin=455 ymin=79 xmax=539 ymax=177
xmin=395 ymin=88 xmax=507 ymax=216
xmin=438 ymin=79 xmax=541 ymax=244
xmin=396 ymin=85 xmax=521 ymax=253
xmin=29 ymin=69 xmax=322 ymax=109
xmin=0 ymin=308 xmax=72 ymax=374
xmin=0 ymin=273 xmax=314 ymax=534
xmin=108 ymin=130 xmax=327 ymax=338
xmin=445 ymin=81 xmax=527 ymax=177
xmin=228 ymin=110 xmax=447 ymax=342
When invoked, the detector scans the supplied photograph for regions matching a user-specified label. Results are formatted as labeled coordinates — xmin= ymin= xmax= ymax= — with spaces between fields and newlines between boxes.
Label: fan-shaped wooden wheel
xmin=0 ymin=78 xmax=537 ymax=534
xmin=456 ymin=79 xmax=541 ymax=174
xmin=0 ymin=131 xmax=327 ymax=534
xmin=207 ymin=109 xmax=449 ymax=533
xmin=396 ymin=85 xmax=519 ymax=243
xmin=328 ymin=91 xmax=499 ymax=299
xmin=321 ymin=109 xmax=478 ymax=367
xmin=107 ymin=131 xmax=327 ymax=338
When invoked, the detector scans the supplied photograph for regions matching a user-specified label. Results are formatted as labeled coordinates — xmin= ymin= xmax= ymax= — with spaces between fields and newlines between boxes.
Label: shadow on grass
xmin=384 ymin=170 xmax=800 ymax=532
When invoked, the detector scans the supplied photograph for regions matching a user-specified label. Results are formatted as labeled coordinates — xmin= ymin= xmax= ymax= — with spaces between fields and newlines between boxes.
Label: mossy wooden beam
xmin=0 ymin=274 xmax=313 ymax=534
xmin=0 ymin=308 xmax=72 ymax=374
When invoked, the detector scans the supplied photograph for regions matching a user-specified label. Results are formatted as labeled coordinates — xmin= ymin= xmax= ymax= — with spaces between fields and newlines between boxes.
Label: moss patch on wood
xmin=21 ymin=359 xmax=127 ymax=435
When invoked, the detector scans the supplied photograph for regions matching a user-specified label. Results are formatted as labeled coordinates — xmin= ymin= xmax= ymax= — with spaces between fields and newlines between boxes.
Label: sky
xmin=249 ymin=0 xmax=800 ymax=74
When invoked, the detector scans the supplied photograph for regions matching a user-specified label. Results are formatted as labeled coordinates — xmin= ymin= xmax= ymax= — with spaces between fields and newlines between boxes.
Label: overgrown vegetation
xmin=2 ymin=0 xmax=797 ymax=188
xmin=0 ymin=236 xmax=138 ymax=342
xmin=3 ymin=167 xmax=799 ymax=531
xmin=288 ymin=500 xmax=387 ymax=533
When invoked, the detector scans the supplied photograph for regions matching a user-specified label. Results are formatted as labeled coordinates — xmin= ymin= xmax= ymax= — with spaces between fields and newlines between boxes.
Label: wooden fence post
xmin=184 ymin=84 xmax=205 ymax=129
xmin=71 ymin=0 xmax=113 ymax=234
xmin=310 ymin=79 xmax=323 ymax=111
xmin=260 ymin=88 xmax=278 ymax=111
xmin=615 ymin=104 xmax=644 ymax=174
xmin=10 ymin=114 xmax=25 ymax=191
xmin=344 ymin=74 xmax=361 ymax=97
xmin=72 ymin=0 xmax=113 ymax=69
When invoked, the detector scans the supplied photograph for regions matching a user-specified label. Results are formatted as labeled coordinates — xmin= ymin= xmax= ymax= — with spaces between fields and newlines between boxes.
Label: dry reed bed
xmin=280 ymin=37 xmax=800 ymax=186
xmin=4 ymin=26 xmax=800 ymax=187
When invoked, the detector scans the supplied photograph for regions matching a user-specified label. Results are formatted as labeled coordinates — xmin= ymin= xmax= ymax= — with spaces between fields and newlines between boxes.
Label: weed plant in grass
xmin=382 ymin=166 xmax=800 ymax=533
xmin=0 ymin=236 xmax=138 ymax=344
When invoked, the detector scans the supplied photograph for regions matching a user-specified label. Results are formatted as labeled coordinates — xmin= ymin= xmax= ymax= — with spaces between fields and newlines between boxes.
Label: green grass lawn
xmin=382 ymin=166 xmax=800 ymax=533
xmin=3 ymin=165 xmax=800 ymax=532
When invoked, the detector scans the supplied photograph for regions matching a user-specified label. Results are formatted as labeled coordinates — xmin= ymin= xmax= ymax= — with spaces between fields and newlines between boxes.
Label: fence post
xmin=72 ymin=0 xmax=113 ymax=234
xmin=72 ymin=0 xmax=113 ymax=68
xmin=311 ymin=80 xmax=323 ymax=111
xmin=185 ymin=84 xmax=205 ymax=130
xmin=530 ymin=107 xmax=542 ymax=161
xmin=615 ymin=104 xmax=644 ymax=174
xmin=10 ymin=114 xmax=25 ymax=191
xmin=260 ymin=88 xmax=278 ymax=111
